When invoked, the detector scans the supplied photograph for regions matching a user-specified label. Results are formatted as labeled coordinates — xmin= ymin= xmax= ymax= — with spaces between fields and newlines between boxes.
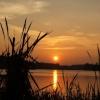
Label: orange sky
xmin=0 ymin=0 xmax=100 ymax=65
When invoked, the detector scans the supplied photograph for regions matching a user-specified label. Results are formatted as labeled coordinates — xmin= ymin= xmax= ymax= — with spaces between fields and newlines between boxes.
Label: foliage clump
xmin=0 ymin=18 xmax=49 ymax=100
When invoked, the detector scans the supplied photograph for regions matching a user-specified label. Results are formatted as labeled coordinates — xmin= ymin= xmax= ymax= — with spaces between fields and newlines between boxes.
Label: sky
xmin=0 ymin=0 xmax=100 ymax=65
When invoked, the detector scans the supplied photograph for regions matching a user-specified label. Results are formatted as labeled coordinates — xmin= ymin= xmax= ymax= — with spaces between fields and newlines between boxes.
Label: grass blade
xmin=97 ymin=44 xmax=100 ymax=65
xmin=21 ymin=17 xmax=27 ymax=38
xmin=62 ymin=69 xmax=66 ymax=88
xmin=0 ymin=22 xmax=5 ymax=40
xmin=5 ymin=17 xmax=9 ymax=38
xmin=26 ymin=21 xmax=32 ymax=34
xmin=28 ymin=71 xmax=40 ymax=90
xmin=34 ymin=83 xmax=53 ymax=93
xmin=87 ymin=50 xmax=93 ymax=64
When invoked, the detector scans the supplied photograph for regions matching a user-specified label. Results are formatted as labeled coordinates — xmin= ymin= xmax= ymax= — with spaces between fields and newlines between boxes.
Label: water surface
xmin=29 ymin=69 xmax=100 ymax=93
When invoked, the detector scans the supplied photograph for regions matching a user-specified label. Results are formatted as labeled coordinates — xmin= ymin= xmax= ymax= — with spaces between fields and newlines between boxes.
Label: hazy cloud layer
xmin=0 ymin=0 xmax=48 ymax=19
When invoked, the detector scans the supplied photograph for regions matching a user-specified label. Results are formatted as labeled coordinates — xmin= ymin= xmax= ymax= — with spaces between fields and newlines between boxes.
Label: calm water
xmin=29 ymin=69 xmax=100 ymax=93
xmin=1 ymin=69 xmax=100 ymax=93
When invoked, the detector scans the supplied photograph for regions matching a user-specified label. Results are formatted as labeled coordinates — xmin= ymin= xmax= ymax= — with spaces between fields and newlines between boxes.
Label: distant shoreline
xmin=29 ymin=62 xmax=100 ymax=71
xmin=0 ymin=62 xmax=100 ymax=71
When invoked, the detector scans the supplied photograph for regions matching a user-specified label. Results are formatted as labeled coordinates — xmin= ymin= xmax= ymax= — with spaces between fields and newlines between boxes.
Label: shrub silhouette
xmin=0 ymin=18 xmax=50 ymax=100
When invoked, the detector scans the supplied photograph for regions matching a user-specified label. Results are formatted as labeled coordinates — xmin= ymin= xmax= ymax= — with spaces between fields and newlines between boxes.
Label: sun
xmin=53 ymin=56 xmax=58 ymax=61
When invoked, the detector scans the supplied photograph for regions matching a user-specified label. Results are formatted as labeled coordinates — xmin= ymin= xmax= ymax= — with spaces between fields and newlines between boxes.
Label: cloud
xmin=0 ymin=1 xmax=48 ymax=19
xmin=9 ymin=24 xmax=43 ymax=36
xmin=37 ymin=35 xmax=87 ymax=49
xmin=43 ymin=47 xmax=76 ymax=50
xmin=37 ymin=32 xmax=100 ymax=50
xmin=0 ymin=22 xmax=43 ymax=42
xmin=65 ymin=28 xmax=100 ymax=40
xmin=43 ymin=22 xmax=51 ymax=26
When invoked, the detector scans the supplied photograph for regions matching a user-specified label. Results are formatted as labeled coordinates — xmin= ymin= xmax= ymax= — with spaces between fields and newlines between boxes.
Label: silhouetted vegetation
xmin=27 ymin=62 xmax=100 ymax=71
xmin=0 ymin=18 xmax=50 ymax=100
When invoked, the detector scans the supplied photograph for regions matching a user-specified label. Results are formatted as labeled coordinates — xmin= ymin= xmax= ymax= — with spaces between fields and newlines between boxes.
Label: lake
xmin=29 ymin=69 xmax=100 ymax=94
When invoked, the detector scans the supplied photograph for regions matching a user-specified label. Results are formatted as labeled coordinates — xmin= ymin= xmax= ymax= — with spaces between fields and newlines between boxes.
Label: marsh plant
xmin=61 ymin=71 xmax=100 ymax=100
xmin=0 ymin=18 xmax=50 ymax=100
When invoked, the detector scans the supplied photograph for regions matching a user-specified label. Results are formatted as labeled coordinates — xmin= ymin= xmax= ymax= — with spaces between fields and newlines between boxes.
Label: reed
xmin=0 ymin=18 xmax=50 ymax=100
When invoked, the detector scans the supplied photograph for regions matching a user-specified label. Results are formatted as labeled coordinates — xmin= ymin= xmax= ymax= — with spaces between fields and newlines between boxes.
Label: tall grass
xmin=61 ymin=71 xmax=100 ymax=100
xmin=0 ymin=18 xmax=50 ymax=100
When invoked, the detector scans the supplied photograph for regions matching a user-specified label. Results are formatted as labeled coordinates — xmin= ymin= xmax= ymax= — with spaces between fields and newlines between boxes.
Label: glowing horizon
xmin=0 ymin=0 xmax=100 ymax=65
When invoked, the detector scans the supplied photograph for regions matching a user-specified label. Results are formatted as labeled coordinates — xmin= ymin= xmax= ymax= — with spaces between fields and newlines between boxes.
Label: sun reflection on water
xmin=53 ymin=70 xmax=58 ymax=89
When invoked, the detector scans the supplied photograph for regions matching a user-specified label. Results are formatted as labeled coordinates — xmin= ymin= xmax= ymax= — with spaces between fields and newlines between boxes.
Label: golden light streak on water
xmin=53 ymin=70 xmax=57 ymax=89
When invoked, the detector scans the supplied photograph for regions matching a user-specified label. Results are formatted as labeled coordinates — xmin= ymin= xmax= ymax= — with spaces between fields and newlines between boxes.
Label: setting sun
xmin=53 ymin=56 xmax=58 ymax=61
